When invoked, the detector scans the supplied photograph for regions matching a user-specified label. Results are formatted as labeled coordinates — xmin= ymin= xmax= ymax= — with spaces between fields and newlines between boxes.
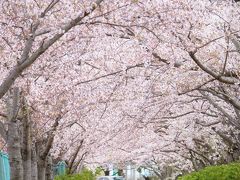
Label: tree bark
xmin=38 ymin=157 xmax=47 ymax=180
xmin=71 ymin=152 xmax=87 ymax=173
xmin=46 ymin=156 xmax=54 ymax=180
xmin=21 ymin=98 xmax=32 ymax=180
xmin=37 ymin=115 xmax=61 ymax=180
xmin=6 ymin=88 xmax=24 ymax=180
xmin=68 ymin=139 xmax=84 ymax=174
xmin=8 ymin=120 xmax=24 ymax=180
xmin=31 ymin=143 xmax=38 ymax=180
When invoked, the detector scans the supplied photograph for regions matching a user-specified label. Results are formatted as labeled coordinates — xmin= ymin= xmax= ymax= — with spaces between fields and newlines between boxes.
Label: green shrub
xmin=178 ymin=162 xmax=240 ymax=180
xmin=54 ymin=168 xmax=96 ymax=180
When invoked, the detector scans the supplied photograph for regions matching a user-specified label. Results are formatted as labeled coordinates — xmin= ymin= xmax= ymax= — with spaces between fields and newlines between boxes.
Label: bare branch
xmin=200 ymin=91 xmax=240 ymax=129
xmin=178 ymin=78 xmax=215 ymax=95
xmin=188 ymin=51 xmax=238 ymax=84
xmin=196 ymin=120 xmax=220 ymax=127
xmin=71 ymin=151 xmax=88 ymax=173
xmin=40 ymin=0 xmax=60 ymax=18
xmin=68 ymin=139 xmax=84 ymax=174
xmin=40 ymin=114 xmax=62 ymax=160
xmin=75 ymin=63 xmax=144 ymax=85
xmin=6 ymin=87 xmax=20 ymax=122
xmin=35 ymin=29 xmax=51 ymax=37
xmin=221 ymin=37 xmax=230 ymax=75
xmin=214 ymin=129 xmax=234 ymax=147
xmin=0 ymin=121 xmax=7 ymax=141
xmin=2 ymin=37 xmax=14 ymax=50
xmin=152 ymin=53 xmax=170 ymax=65
xmin=201 ymin=88 xmax=240 ymax=110
xmin=162 ymin=111 xmax=195 ymax=119
xmin=88 ymin=21 xmax=163 ymax=42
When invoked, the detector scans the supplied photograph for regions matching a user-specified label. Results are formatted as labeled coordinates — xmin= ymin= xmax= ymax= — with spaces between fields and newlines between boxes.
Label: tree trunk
xmin=38 ymin=157 xmax=47 ymax=180
xmin=68 ymin=140 xmax=83 ymax=174
xmin=46 ymin=156 xmax=54 ymax=180
xmin=71 ymin=152 xmax=87 ymax=174
xmin=8 ymin=120 xmax=24 ymax=180
xmin=22 ymin=98 xmax=32 ymax=180
xmin=31 ymin=143 xmax=38 ymax=180
xmin=6 ymin=88 xmax=24 ymax=180
xmin=38 ymin=115 xmax=62 ymax=179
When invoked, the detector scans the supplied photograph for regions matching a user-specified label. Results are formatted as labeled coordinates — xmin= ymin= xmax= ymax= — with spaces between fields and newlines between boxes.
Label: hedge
xmin=178 ymin=162 xmax=240 ymax=180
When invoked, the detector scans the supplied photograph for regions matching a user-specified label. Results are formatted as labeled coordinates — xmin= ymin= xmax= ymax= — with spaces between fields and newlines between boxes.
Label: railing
xmin=0 ymin=151 xmax=10 ymax=180
xmin=53 ymin=161 xmax=67 ymax=176
xmin=0 ymin=151 xmax=66 ymax=180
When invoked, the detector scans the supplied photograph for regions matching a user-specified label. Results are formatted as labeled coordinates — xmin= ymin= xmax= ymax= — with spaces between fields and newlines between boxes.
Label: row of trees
xmin=0 ymin=0 xmax=240 ymax=179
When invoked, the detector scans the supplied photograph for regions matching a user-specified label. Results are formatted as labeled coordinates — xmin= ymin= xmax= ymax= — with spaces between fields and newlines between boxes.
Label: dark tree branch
xmin=40 ymin=115 xmax=62 ymax=160
xmin=200 ymin=91 xmax=240 ymax=129
xmin=68 ymin=139 xmax=84 ymax=173
xmin=75 ymin=63 xmax=144 ymax=85
xmin=162 ymin=111 xmax=195 ymax=119
xmin=0 ymin=0 xmax=104 ymax=99
xmin=0 ymin=121 xmax=7 ymax=141
xmin=188 ymin=51 xmax=238 ymax=84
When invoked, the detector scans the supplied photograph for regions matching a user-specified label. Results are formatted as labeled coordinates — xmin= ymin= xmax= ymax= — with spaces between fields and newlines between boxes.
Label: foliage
xmin=94 ymin=167 xmax=104 ymax=177
xmin=178 ymin=163 xmax=240 ymax=180
xmin=54 ymin=168 xmax=98 ymax=180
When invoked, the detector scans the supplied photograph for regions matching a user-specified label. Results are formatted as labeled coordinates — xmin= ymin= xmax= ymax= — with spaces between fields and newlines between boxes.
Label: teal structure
xmin=53 ymin=161 xmax=67 ymax=176
xmin=110 ymin=168 xmax=119 ymax=176
xmin=113 ymin=169 xmax=119 ymax=176
xmin=0 ymin=151 xmax=10 ymax=180
xmin=0 ymin=151 xmax=66 ymax=179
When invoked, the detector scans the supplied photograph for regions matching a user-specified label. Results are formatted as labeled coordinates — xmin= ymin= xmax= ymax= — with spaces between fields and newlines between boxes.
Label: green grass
xmin=178 ymin=162 xmax=240 ymax=180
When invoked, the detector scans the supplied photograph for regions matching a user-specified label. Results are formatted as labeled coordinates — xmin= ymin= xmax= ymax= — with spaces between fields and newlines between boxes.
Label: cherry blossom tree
xmin=0 ymin=0 xmax=240 ymax=180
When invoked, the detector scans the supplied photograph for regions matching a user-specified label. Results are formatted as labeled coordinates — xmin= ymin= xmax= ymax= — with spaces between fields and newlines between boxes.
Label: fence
xmin=0 ymin=151 xmax=10 ymax=180
xmin=53 ymin=161 xmax=67 ymax=176
xmin=0 ymin=151 xmax=66 ymax=180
